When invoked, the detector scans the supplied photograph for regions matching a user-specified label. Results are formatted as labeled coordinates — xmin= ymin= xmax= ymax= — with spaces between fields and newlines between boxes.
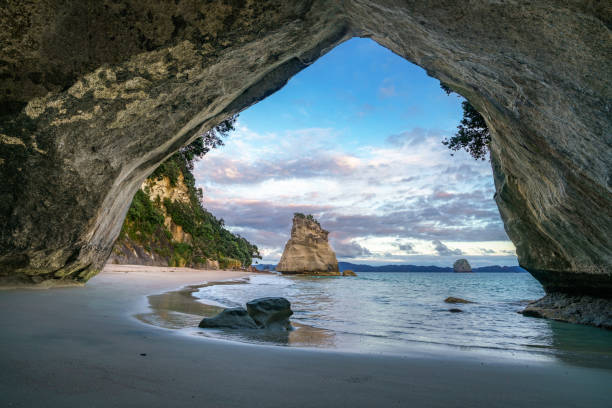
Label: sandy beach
xmin=1 ymin=265 xmax=610 ymax=408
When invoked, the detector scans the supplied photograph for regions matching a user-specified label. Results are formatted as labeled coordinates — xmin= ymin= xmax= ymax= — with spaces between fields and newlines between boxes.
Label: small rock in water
xmin=448 ymin=308 xmax=463 ymax=313
xmin=198 ymin=307 xmax=258 ymax=329
xmin=342 ymin=270 xmax=357 ymax=276
xmin=444 ymin=297 xmax=474 ymax=304
xmin=246 ymin=297 xmax=293 ymax=330
xmin=453 ymin=259 xmax=472 ymax=273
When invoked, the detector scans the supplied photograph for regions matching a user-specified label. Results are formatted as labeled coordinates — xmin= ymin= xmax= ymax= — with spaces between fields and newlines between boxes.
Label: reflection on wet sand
xmin=136 ymin=279 xmax=336 ymax=348
xmin=547 ymin=320 xmax=612 ymax=369
xmin=135 ymin=282 xmax=226 ymax=329
xmin=196 ymin=321 xmax=336 ymax=348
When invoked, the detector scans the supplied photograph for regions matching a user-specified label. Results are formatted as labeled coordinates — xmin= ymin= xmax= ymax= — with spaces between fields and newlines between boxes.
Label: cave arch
xmin=0 ymin=1 xmax=610 ymax=299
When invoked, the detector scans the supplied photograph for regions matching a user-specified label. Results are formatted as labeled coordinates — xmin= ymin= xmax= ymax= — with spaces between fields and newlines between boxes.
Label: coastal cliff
xmin=276 ymin=214 xmax=339 ymax=275
xmin=109 ymin=155 xmax=258 ymax=270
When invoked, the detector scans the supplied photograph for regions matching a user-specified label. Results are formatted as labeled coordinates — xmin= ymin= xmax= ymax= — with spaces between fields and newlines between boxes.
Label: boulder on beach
xmin=199 ymin=297 xmax=294 ymax=331
xmin=444 ymin=297 xmax=474 ymax=304
xmin=198 ymin=307 xmax=258 ymax=329
xmin=247 ymin=297 xmax=294 ymax=331
xmin=453 ymin=259 xmax=472 ymax=273
xmin=342 ymin=270 xmax=357 ymax=277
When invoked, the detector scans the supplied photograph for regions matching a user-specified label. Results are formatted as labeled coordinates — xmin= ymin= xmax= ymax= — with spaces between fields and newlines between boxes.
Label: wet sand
xmin=136 ymin=277 xmax=337 ymax=347
xmin=0 ymin=264 xmax=611 ymax=407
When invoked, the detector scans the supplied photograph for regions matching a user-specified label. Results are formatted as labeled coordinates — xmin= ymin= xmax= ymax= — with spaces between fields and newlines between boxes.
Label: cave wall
xmin=0 ymin=1 xmax=610 ymax=293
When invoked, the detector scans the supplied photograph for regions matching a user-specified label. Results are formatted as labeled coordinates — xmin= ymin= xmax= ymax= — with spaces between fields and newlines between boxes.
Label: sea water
xmin=192 ymin=272 xmax=612 ymax=367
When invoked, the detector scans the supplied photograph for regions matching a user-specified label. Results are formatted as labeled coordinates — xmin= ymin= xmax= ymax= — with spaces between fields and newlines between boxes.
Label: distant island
xmin=256 ymin=262 xmax=526 ymax=273
xmin=453 ymin=259 xmax=472 ymax=273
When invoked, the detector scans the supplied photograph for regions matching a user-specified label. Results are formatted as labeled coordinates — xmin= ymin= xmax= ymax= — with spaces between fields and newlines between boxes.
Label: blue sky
xmin=194 ymin=38 xmax=517 ymax=267
xmin=239 ymin=38 xmax=463 ymax=150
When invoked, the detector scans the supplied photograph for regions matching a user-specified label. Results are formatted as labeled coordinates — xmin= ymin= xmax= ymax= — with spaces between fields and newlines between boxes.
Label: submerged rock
xmin=521 ymin=294 xmax=612 ymax=329
xmin=453 ymin=259 xmax=472 ymax=273
xmin=342 ymin=270 xmax=357 ymax=277
xmin=246 ymin=297 xmax=293 ymax=331
xmin=448 ymin=308 xmax=463 ymax=313
xmin=276 ymin=214 xmax=340 ymax=276
xmin=444 ymin=297 xmax=474 ymax=304
xmin=198 ymin=307 xmax=258 ymax=329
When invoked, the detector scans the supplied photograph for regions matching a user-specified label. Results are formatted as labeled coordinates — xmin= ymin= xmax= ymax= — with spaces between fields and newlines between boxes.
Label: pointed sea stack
xmin=276 ymin=214 xmax=340 ymax=276
xmin=453 ymin=259 xmax=472 ymax=273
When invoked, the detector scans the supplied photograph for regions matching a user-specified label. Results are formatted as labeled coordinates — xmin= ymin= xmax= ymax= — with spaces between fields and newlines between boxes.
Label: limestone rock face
xmin=144 ymin=175 xmax=192 ymax=244
xmin=276 ymin=215 xmax=339 ymax=275
xmin=0 ymin=1 xmax=610 ymax=306
xmin=453 ymin=259 xmax=472 ymax=273
xmin=145 ymin=174 xmax=190 ymax=206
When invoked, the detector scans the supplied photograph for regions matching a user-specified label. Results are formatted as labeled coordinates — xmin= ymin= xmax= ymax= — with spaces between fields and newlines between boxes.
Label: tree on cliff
xmin=151 ymin=115 xmax=238 ymax=184
xmin=440 ymin=83 xmax=491 ymax=161
xmin=180 ymin=114 xmax=238 ymax=170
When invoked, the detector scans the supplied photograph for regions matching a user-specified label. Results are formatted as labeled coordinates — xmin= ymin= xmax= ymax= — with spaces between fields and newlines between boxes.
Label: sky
xmin=193 ymin=38 xmax=517 ymax=267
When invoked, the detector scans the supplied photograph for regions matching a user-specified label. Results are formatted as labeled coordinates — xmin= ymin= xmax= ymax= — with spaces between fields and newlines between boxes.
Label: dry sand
xmin=0 ymin=264 xmax=610 ymax=407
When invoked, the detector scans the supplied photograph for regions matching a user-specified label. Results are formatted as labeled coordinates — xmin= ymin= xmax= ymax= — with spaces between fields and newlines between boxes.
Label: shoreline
xmin=141 ymin=269 xmax=612 ymax=368
xmin=1 ymin=265 xmax=611 ymax=407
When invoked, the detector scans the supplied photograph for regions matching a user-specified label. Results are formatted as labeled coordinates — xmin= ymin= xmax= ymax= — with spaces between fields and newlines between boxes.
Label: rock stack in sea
xmin=453 ymin=259 xmax=472 ymax=273
xmin=276 ymin=214 xmax=340 ymax=276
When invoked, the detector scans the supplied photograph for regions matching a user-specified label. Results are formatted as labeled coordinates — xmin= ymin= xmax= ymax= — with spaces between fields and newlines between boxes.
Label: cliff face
xmin=276 ymin=215 xmax=339 ymax=275
xmin=0 ymin=1 xmax=610 ymax=309
xmin=109 ymin=173 xmax=197 ymax=267
xmin=108 ymin=156 xmax=258 ymax=270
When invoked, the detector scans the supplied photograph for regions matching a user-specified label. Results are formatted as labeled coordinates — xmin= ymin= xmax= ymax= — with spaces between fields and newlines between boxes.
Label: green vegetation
xmin=294 ymin=212 xmax=321 ymax=228
xmin=116 ymin=116 xmax=261 ymax=268
xmin=121 ymin=189 xmax=166 ymax=243
xmin=440 ymin=83 xmax=491 ymax=161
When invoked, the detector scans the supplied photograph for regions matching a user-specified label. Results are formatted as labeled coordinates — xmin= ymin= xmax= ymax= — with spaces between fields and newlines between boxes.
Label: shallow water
xmin=140 ymin=272 xmax=612 ymax=368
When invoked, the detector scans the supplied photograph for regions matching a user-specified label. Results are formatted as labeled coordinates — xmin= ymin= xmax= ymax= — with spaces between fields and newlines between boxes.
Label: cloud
xmin=197 ymin=153 xmax=360 ymax=185
xmin=385 ymin=128 xmax=445 ymax=147
xmin=432 ymin=240 xmax=463 ymax=256
xmin=401 ymin=105 xmax=423 ymax=119
xmin=356 ymin=103 xmax=375 ymax=118
xmin=202 ymin=195 xmax=508 ymax=250
xmin=203 ymin=198 xmax=333 ymax=236
xmin=395 ymin=242 xmax=417 ymax=254
xmin=331 ymin=239 xmax=372 ymax=258
xmin=194 ymin=123 xmax=515 ymax=264
xmin=378 ymin=84 xmax=396 ymax=98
